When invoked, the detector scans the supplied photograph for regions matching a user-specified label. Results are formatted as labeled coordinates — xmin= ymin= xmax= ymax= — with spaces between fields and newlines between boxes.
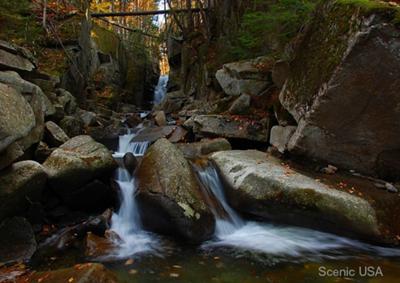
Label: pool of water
xmin=32 ymin=239 xmax=400 ymax=283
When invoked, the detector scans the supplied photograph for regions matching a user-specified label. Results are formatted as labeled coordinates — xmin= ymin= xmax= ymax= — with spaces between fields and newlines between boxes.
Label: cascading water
xmin=194 ymin=162 xmax=400 ymax=260
xmin=153 ymin=75 xmax=169 ymax=105
xmin=108 ymin=130 xmax=160 ymax=259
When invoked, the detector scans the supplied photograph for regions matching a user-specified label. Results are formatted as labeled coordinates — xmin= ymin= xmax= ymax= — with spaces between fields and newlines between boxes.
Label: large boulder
xmin=215 ymin=56 xmax=273 ymax=96
xmin=210 ymin=150 xmax=399 ymax=243
xmin=279 ymin=1 xmax=400 ymax=179
xmin=0 ymin=217 xmax=37 ymax=263
xmin=0 ymin=83 xmax=35 ymax=152
xmin=184 ymin=115 xmax=270 ymax=142
xmin=0 ymin=72 xmax=48 ymax=158
xmin=0 ymin=71 xmax=55 ymax=117
xmin=137 ymin=138 xmax=214 ymax=242
xmin=23 ymin=263 xmax=118 ymax=283
xmin=43 ymin=135 xmax=116 ymax=198
xmin=0 ymin=161 xmax=47 ymax=221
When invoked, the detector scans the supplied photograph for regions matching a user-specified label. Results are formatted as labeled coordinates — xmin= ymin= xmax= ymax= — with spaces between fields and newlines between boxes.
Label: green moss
xmin=336 ymin=0 xmax=400 ymax=22
xmin=91 ymin=24 xmax=120 ymax=58
xmin=283 ymin=1 xmax=365 ymax=109
xmin=283 ymin=0 xmax=399 ymax=110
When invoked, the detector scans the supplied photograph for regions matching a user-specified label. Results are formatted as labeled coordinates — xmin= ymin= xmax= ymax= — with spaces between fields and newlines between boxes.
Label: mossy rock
xmin=137 ymin=138 xmax=215 ymax=242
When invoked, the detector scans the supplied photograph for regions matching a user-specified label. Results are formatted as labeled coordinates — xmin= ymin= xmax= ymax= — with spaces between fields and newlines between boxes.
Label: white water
xmin=195 ymin=163 xmax=400 ymax=260
xmin=108 ymin=130 xmax=160 ymax=259
xmin=153 ymin=75 xmax=169 ymax=105
xmin=113 ymin=129 xmax=149 ymax=158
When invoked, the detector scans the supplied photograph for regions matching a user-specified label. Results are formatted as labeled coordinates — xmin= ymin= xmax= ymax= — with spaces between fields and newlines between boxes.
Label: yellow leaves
xmin=124 ymin=259 xmax=134 ymax=266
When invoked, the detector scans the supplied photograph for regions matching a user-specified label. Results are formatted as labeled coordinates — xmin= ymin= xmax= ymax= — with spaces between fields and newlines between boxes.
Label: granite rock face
xmin=279 ymin=1 xmax=400 ymax=179
xmin=137 ymin=138 xmax=215 ymax=242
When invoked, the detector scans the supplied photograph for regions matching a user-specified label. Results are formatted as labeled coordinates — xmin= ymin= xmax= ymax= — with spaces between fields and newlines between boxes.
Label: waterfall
xmin=194 ymin=161 xmax=400 ymax=259
xmin=194 ymin=162 xmax=243 ymax=236
xmin=153 ymin=75 xmax=169 ymax=105
xmin=108 ymin=130 xmax=160 ymax=259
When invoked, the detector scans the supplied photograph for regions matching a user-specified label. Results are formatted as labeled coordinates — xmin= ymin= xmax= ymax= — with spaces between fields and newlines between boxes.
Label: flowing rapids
xmin=193 ymin=162 xmax=400 ymax=260
xmin=108 ymin=130 xmax=160 ymax=259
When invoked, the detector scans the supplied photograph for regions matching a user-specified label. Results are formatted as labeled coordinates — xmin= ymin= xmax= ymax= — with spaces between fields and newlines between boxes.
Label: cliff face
xmin=280 ymin=1 xmax=400 ymax=179
xmin=61 ymin=15 xmax=159 ymax=108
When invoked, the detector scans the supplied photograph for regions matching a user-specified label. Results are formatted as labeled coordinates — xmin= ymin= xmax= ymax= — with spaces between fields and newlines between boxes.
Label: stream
xmin=87 ymin=126 xmax=400 ymax=282
xmin=28 ymin=77 xmax=400 ymax=283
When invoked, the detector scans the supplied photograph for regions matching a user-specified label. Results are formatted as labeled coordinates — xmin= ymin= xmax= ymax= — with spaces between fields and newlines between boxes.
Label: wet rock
xmin=59 ymin=115 xmax=84 ymax=137
xmin=0 ymin=217 xmax=37 ymax=263
xmin=215 ymin=56 xmax=273 ymax=96
xmin=269 ymin=125 xmax=297 ymax=153
xmin=137 ymin=138 xmax=215 ymax=242
xmin=24 ymin=263 xmax=118 ymax=283
xmin=124 ymin=113 xmax=141 ymax=128
xmin=85 ymin=231 xmax=119 ymax=258
xmin=184 ymin=115 xmax=270 ymax=142
xmin=279 ymin=1 xmax=400 ymax=177
xmin=154 ymin=110 xmax=167 ymax=126
xmin=0 ymin=161 xmax=47 ymax=221
xmin=211 ymin=150 xmax=381 ymax=239
xmin=43 ymin=135 xmax=116 ymax=198
xmin=41 ymin=211 xmax=112 ymax=251
xmin=0 ymin=83 xmax=35 ymax=153
xmin=123 ymin=152 xmax=138 ymax=174
xmin=178 ymin=138 xmax=231 ymax=159
xmin=44 ymin=121 xmax=70 ymax=147
xmin=228 ymin=93 xmax=251 ymax=115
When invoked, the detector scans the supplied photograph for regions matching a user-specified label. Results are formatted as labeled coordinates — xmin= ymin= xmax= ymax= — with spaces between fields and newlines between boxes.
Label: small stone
xmin=154 ymin=111 xmax=167 ymax=126
xmin=320 ymin=165 xmax=338 ymax=175
xmin=385 ymin=183 xmax=398 ymax=193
